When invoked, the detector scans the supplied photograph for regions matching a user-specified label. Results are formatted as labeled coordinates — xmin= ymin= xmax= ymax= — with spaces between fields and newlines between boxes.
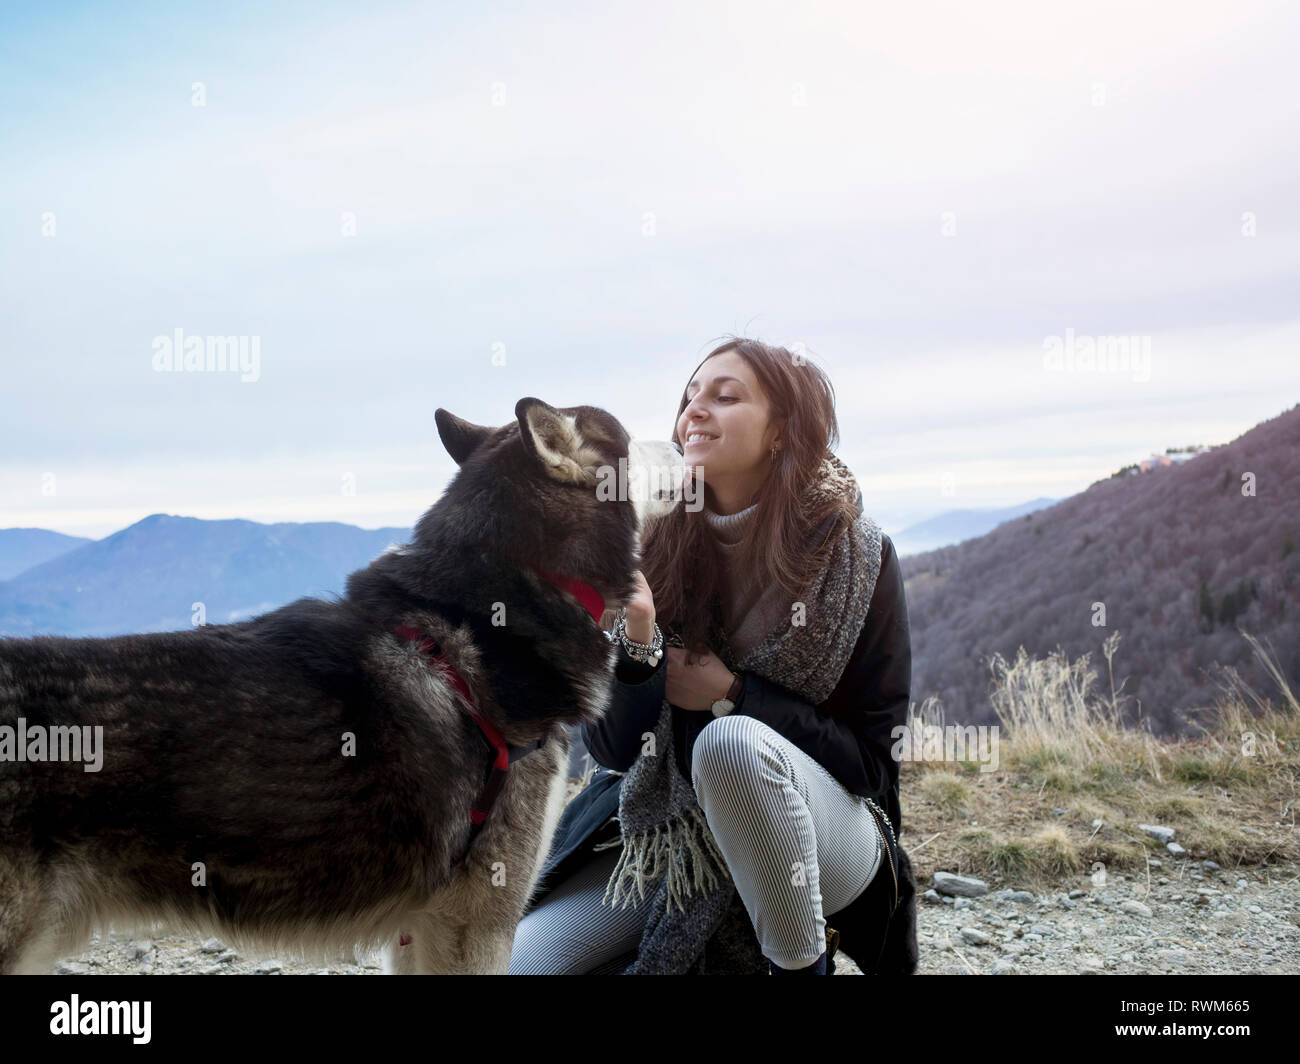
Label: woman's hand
xmin=623 ymin=569 xmax=656 ymax=644
xmin=665 ymin=646 xmax=737 ymax=712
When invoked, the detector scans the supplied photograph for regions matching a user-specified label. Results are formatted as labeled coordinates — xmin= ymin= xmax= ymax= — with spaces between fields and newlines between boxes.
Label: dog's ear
xmin=515 ymin=397 xmax=599 ymax=485
xmin=435 ymin=408 xmax=492 ymax=466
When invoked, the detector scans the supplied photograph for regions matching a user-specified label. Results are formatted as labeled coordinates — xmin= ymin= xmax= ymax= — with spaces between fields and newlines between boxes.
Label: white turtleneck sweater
xmin=702 ymin=502 xmax=792 ymax=660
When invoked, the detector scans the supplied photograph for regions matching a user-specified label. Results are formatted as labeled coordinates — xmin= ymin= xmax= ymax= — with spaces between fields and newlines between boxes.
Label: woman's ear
xmin=768 ymin=417 xmax=788 ymax=452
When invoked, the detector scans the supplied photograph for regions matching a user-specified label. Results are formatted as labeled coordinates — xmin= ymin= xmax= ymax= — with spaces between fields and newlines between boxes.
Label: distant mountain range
xmin=0 ymin=515 xmax=411 ymax=637
xmin=5 ymin=407 xmax=1296 ymax=743
xmin=899 ymin=403 xmax=1300 ymax=737
xmin=0 ymin=494 xmax=1062 ymax=638
xmin=893 ymin=498 xmax=1060 ymax=556
xmin=0 ymin=528 xmax=94 ymax=581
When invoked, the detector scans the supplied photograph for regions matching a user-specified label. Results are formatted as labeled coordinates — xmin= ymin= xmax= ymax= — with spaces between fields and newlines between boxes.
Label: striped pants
xmin=509 ymin=713 xmax=883 ymax=974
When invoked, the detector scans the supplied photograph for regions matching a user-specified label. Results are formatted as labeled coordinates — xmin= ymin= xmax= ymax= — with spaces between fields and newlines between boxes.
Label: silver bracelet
xmin=612 ymin=612 xmax=663 ymax=666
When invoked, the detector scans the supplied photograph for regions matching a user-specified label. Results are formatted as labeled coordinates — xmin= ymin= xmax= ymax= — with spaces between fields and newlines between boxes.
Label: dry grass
xmin=902 ymin=630 xmax=1300 ymax=892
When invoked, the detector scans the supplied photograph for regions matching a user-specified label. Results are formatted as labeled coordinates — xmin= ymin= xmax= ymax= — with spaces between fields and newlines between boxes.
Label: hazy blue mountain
xmin=0 ymin=528 xmax=95 ymax=580
xmin=893 ymin=497 xmax=1059 ymax=556
xmin=0 ymin=514 xmax=412 ymax=637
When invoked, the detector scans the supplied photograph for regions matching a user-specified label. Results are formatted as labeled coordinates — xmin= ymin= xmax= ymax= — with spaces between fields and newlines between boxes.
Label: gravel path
xmin=54 ymin=858 xmax=1299 ymax=975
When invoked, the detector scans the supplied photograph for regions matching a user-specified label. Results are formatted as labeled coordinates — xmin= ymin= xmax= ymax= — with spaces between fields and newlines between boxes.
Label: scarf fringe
xmin=599 ymin=806 xmax=731 ymax=914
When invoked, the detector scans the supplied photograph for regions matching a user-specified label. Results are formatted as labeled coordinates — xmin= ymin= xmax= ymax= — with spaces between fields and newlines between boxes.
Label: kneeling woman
xmin=509 ymin=337 xmax=914 ymax=975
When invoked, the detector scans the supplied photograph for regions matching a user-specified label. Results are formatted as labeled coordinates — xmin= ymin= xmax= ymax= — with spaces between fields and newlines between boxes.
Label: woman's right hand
xmin=623 ymin=569 xmax=657 ymax=644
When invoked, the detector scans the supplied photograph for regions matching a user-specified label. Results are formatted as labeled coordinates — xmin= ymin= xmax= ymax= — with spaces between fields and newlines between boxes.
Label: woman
xmin=508 ymin=337 xmax=916 ymax=975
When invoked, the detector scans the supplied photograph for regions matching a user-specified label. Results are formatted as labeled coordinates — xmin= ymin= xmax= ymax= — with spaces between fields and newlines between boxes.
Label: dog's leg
xmin=384 ymin=739 xmax=572 ymax=975
xmin=382 ymin=931 xmax=417 ymax=975
xmin=385 ymin=910 xmax=515 ymax=975
xmin=523 ymin=753 xmax=572 ymax=907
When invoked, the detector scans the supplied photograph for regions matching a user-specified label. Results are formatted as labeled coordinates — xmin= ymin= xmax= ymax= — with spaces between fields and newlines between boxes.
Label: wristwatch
xmin=711 ymin=671 xmax=744 ymax=717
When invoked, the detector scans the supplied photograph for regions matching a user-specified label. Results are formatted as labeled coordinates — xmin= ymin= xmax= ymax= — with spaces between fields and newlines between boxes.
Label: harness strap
xmin=391 ymin=563 xmax=606 ymax=947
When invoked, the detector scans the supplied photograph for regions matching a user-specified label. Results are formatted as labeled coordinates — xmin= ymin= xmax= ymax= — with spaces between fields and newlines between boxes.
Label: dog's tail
xmin=0 ymin=852 xmax=58 ymax=975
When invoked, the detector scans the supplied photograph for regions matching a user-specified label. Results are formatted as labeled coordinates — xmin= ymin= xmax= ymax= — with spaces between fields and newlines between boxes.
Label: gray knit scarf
xmin=594 ymin=451 xmax=883 ymax=974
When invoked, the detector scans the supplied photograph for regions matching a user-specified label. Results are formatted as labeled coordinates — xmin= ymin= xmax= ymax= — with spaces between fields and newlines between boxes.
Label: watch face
xmin=711 ymin=699 xmax=734 ymax=717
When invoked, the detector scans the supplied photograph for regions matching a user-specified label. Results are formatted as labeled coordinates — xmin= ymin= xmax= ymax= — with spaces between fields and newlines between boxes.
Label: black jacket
xmin=529 ymin=533 xmax=917 ymax=974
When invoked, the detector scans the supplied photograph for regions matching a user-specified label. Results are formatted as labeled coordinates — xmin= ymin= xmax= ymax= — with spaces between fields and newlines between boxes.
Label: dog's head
xmin=430 ymin=398 xmax=685 ymax=606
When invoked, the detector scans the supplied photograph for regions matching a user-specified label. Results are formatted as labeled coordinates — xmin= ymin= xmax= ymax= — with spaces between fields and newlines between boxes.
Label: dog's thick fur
xmin=0 ymin=398 xmax=682 ymax=974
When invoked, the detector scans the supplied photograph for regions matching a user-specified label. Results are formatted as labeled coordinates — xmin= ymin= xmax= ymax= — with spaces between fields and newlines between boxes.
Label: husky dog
xmin=0 ymin=398 xmax=684 ymax=974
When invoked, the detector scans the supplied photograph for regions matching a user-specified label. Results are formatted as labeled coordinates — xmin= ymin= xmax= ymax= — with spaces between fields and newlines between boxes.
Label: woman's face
xmin=674 ymin=350 xmax=779 ymax=486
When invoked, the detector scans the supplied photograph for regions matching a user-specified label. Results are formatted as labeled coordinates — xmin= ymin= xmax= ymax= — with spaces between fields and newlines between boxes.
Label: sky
xmin=2 ymin=0 xmax=1297 ymax=542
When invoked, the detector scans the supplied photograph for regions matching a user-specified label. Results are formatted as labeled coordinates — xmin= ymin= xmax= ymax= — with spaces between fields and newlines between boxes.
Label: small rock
xmin=128 ymin=939 xmax=154 ymax=960
xmin=1051 ymin=807 xmax=1067 ymax=815
xmin=200 ymin=938 xmax=225 ymax=953
xmin=1139 ymin=824 xmax=1176 ymax=843
xmin=1147 ymin=859 xmax=1162 ymax=869
xmin=1090 ymin=818 xmax=1103 ymax=829
xmin=54 ymin=961 xmax=91 ymax=975
xmin=1166 ymin=842 xmax=1186 ymax=856
xmin=1068 ymin=889 xmax=1087 ymax=899
xmin=954 ymin=897 xmax=974 ymax=911
xmin=216 ymin=949 xmax=238 ymax=964
xmin=1236 ymin=879 xmax=1248 ymax=891
xmin=1202 ymin=860 xmax=1220 ymax=871
xmin=933 ymin=871 xmax=989 ymax=898
xmin=1120 ymin=900 xmax=1153 ymax=918
xmin=1029 ymin=924 xmax=1053 ymax=936
xmin=994 ymin=889 xmax=1036 ymax=904
xmin=922 ymin=888 xmax=944 ymax=905
xmin=1248 ymin=905 xmax=1262 ymax=914
xmin=959 ymin=927 xmax=992 ymax=946
xmin=253 ymin=960 xmax=283 ymax=974
xmin=1079 ymin=955 xmax=1105 ymax=970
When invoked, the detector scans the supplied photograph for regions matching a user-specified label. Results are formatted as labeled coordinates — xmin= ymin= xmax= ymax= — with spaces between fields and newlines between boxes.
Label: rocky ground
xmin=55 ymin=856 xmax=1299 ymax=976
xmin=912 ymin=858 xmax=1300 ymax=975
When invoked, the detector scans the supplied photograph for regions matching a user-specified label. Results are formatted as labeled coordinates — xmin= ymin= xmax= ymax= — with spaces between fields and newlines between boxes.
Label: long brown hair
xmin=640 ymin=336 xmax=859 ymax=654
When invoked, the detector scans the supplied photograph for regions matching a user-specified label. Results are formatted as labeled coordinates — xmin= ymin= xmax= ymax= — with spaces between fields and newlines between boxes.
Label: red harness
xmin=392 ymin=561 xmax=606 ymax=881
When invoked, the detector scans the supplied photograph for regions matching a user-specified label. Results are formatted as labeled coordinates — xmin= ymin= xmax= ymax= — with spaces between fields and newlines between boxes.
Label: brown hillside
xmin=900 ymin=403 xmax=1300 ymax=736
